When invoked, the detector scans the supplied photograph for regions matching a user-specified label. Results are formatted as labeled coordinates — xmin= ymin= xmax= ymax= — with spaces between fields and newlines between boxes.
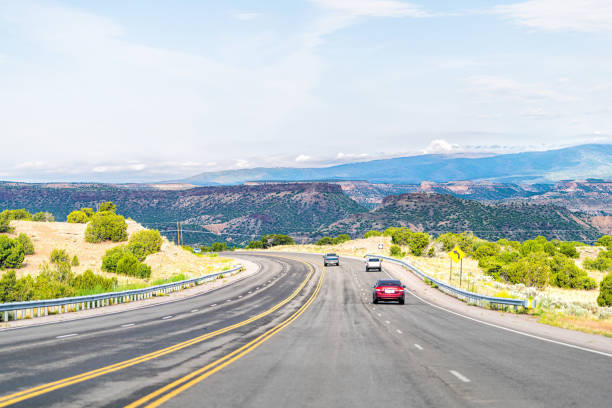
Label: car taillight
xmin=376 ymin=287 xmax=383 ymax=291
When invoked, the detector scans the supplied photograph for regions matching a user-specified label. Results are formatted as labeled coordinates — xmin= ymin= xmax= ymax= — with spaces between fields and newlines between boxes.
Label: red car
xmin=372 ymin=279 xmax=405 ymax=304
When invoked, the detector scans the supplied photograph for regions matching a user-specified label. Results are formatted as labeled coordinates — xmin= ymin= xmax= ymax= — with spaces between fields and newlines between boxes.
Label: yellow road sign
xmin=448 ymin=246 xmax=465 ymax=263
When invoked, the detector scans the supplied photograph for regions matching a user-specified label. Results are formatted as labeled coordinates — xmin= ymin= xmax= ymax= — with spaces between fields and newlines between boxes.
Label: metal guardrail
xmin=0 ymin=265 xmax=243 ymax=322
xmin=366 ymin=254 xmax=529 ymax=309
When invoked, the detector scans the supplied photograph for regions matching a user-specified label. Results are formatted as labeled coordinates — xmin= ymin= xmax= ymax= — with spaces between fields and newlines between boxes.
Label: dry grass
xmin=2 ymin=220 xmax=234 ymax=285
xmin=538 ymin=312 xmax=612 ymax=337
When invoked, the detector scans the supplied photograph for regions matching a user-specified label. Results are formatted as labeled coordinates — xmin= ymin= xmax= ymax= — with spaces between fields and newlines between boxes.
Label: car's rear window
xmin=377 ymin=280 xmax=401 ymax=286
xmin=368 ymin=258 xmax=380 ymax=262
xmin=326 ymin=253 xmax=337 ymax=256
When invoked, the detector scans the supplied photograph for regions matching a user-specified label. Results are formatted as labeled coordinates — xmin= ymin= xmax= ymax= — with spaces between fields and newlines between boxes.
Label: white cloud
xmin=468 ymin=76 xmax=575 ymax=102
xmin=15 ymin=161 xmax=46 ymax=169
xmin=311 ymin=0 xmax=428 ymax=17
xmin=494 ymin=0 xmax=612 ymax=32
xmin=423 ymin=140 xmax=460 ymax=154
xmin=336 ymin=152 xmax=369 ymax=159
xmin=235 ymin=159 xmax=250 ymax=168
xmin=304 ymin=0 xmax=427 ymax=47
xmin=295 ymin=154 xmax=312 ymax=162
xmin=231 ymin=12 xmax=260 ymax=21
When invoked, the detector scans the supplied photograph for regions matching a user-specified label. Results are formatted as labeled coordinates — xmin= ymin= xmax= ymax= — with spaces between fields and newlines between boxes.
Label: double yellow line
xmin=126 ymin=266 xmax=326 ymax=408
xmin=0 ymin=258 xmax=317 ymax=408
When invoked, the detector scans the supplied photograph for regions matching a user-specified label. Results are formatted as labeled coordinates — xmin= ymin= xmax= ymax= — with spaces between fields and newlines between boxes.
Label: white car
xmin=365 ymin=257 xmax=382 ymax=272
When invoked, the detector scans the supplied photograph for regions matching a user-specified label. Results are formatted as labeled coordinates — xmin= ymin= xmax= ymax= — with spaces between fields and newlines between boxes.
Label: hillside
xmin=177 ymin=144 xmax=612 ymax=185
xmin=317 ymin=193 xmax=602 ymax=242
xmin=5 ymin=220 xmax=234 ymax=283
xmin=0 ymin=183 xmax=367 ymax=245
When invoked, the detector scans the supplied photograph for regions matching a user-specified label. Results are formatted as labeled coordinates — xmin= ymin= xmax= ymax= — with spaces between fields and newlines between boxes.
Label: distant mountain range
xmin=177 ymin=144 xmax=612 ymax=185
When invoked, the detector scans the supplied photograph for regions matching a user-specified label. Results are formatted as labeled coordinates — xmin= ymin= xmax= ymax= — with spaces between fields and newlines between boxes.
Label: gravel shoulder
xmin=0 ymin=258 xmax=260 ymax=331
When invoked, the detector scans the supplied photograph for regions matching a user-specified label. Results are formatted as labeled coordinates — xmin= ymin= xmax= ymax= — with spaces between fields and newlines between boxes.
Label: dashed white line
xmin=238 ymin=295 xmax=243 ymax=298
xmin=414 ymin=343 xmax=423 ymax=350
xmin=396 ymin=329 xmax=403 ymax=334
xmin=56 ymin=333 xmax=78 ymax=339
xmin=121 ymin=323 xmax=135 ymax=327
xmin=450 ymin=370 xmax=471 ymax=382
xmin=162 ymin=315 xmax=173 ymax=320
xmin=225 ymin=299 xmax=232 ymax=302
xmin=385 ymin=320 xmax=390 ymax=324
xmin=377 ymin=313 xmax=382 ymax=317
xmin=248 ymin=291 xmax=252 ymax=294
xmin=210 ymin=304 xmax=217 ymax=307
xmin=190 ymin=309 xmax=199 ymax=313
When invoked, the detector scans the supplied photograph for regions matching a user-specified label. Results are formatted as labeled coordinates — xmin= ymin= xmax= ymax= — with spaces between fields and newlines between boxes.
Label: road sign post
xmin=448 ymin=246 xmax=465 ymax=285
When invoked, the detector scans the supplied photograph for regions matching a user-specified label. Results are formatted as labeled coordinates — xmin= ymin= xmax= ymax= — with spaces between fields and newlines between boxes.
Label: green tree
xmin=1 ymin=209 xmax=32 ymax=220
xmin=332 ymin=234 xmax=351 ymax=245
xmin=129 ymin=230 xmax=163 ymax=254
xmin=0 ymin=236 xmax=25 ymax=269
xmin=363 ymin=230 xmax=382 ymax=238
xmin=389 ymin=245 xmax=404 ymax=258
xmin=316 ymin=237 xmax=334 ymax=245
xmin=71 ymin=255 xmax=80 ymax=267
xmin=81 ymin=208 xmax=95 ymax=218
xmin=210 ymin=242 xmax=228 ymax=252
xmin=0 ymin=270 xmax=17 ymax=302
xmin=596 ymin=235 xmax=612 ymax=250
xmin=66 ymin=210 xmax=89 ymax=223
xmin=32 ymin=212 xmax=54 ymax=222
xmin=16 ymin=233 xmax=34 ymax=255
xmin=98 ymin=202 xmax=117 ymax=213
xmin=559 ymin=242 xmax=579 ymax=258
xmin=597 ymin=272 xmax=612 ymax=306
xmin=0 ymin=214 xmax=12 ymax=233
xmin=408 ymin=232 xmax=430 ymax=256
xmin=272 ymin=234 xmax=294 ymax=246
xmin=85 ymin=212 xmax=128 ymax=243
xmin=101 ymin=246 xmax=127 ymax=272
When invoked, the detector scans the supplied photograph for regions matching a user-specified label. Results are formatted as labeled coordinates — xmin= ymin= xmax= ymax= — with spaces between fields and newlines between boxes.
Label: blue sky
xmin=1 ymin=0 xmax=611 ymax=182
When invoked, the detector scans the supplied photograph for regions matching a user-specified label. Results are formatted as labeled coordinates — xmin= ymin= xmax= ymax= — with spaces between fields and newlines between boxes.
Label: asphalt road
xmin=0 ymin=252 xmax=610 ymax=407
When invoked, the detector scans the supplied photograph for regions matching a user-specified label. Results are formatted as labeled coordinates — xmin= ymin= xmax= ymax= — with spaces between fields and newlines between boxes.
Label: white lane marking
xmin=248 ymin=291 xmax=252 ymax=294
xmin=238 ymin=295 xmax=243 ymax=298
xmin=210 ymin=304 xmax=217 ymax=307
xmin=56 ymin=333 xmax=78 ymax=339
xmin=162 ymin=315 xmax=173 ymax=320
xmin=383 ymin=266 xmax=612 ymax=358
xmin=372 ymin=307 xmax=376 ymax=310
xmin=190 ymin=309 xmax=199 ymax=313
xmin=385 ymin=320 xmax=390 ymax=324
xmin=396 ymin=329 xmax=403 ymax=334
xmin=450 ymin=370 xmax=471 ymax=383
xmin=377 ymin=313 xmax=382 ymax=317
xmin=414 ymin=343 xmax=423 ymax=350
xmin=401 ymin=287 xmax=612 ymax=358
xmin=226 ymin=299 xmax=231 ymax=302
xmin=121 ymin=323 xmax=135 ymax=327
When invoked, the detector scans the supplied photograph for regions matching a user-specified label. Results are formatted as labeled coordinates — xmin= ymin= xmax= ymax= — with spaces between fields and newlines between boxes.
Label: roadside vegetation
xmin=261 ymin=228 xmax=612 ymax=336
xmin=246 ymin=234 xmax=295 ymax=249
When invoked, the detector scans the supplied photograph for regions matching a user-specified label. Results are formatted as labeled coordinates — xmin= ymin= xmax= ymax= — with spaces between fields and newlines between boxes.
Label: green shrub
xmin=246 ymin=239 xmax=265 ymax=249
xmin=73 ymin=269 xmax=117 ymax=292
xmin=32 ymin=212 xmax=54 ymax=222
xmin=50 ymin=248 xmax=70 ymax=264
xmin=98 ymin=202 xmax=117 ymax=213
xmin=389 ymin=245 xmax=404 ymax=258
xmin=316 ymin=237 xmax=334 ymax=245
xmin=559 ymin=242 xmax=579 ymax=258
xmin=427 ymin=247 xmax=435 ymax=257
xmin=210 ymin=242 xmax=228 ymax=252
xmin=332 ymin=234 xmax=351 ymax=245
xmin=66 ymin=210 xmax=89 ymax=223
xmin=33 ymin=263 xmax=76 ymax=300
xmin=16 ymin=233 xmax=34 ymax=255
xmin=549 ymin=254 xmax=596 ymax=289
xmin=1 ymin=209 xmax=32 ymax=221
xmin=501 ymin=252 xmax=551 ymax=288
xmin=473 ymin=242 xmax=500 ymax=260
xmin=129 ymin=230 xmax=163 ymax=254
xmin=116 ymin=253 xmax=151 ymax=278
xmin=408 ymin=232 xmax=430 ymax=256
xmin=272 ymin=234 xmax=294 ymax=246
xmin=598 ymin=272 xmax=612 ymax=306
xmin=71 ymin=255 xmax=80 ymax=267
xmin=81 ymin=208 xmax=95 ymax=218
xmin=85 ymin=212 xmax=128 ymax=243
xmin=127 ymin=241 xmax=147 ymax=261
xmin=102 ymin=246 xmax=128 ymax=272
xmin=596 ymin=235 xmax=612 ymax=250
xmin=363 ymin=230 xmax=382 ymax=238
xmin=583 ymin=251 xmax=612 ymax=272
xmin=0 ymin=236 xmax=25 ymax=269
xmin=0 ymin=214 xmax=11 ymax=233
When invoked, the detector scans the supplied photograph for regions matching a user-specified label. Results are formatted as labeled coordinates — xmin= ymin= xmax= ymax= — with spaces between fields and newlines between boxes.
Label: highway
xmin=0 ymin=253 xmax=610 ymax=407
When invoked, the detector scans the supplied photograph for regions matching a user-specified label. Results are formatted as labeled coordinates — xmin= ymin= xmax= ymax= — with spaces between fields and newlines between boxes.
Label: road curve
xmin=0 ymin=252 xmax=610 ymax=407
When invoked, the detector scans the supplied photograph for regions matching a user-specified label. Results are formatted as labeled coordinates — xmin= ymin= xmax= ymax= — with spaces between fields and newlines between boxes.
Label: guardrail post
xmin=3 ymin=311 xmax=7 ymax=322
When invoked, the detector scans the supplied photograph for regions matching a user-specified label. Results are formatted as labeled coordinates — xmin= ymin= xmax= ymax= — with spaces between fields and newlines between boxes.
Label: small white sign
xmin=378 ymin=243 xmax=383 ymax=250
